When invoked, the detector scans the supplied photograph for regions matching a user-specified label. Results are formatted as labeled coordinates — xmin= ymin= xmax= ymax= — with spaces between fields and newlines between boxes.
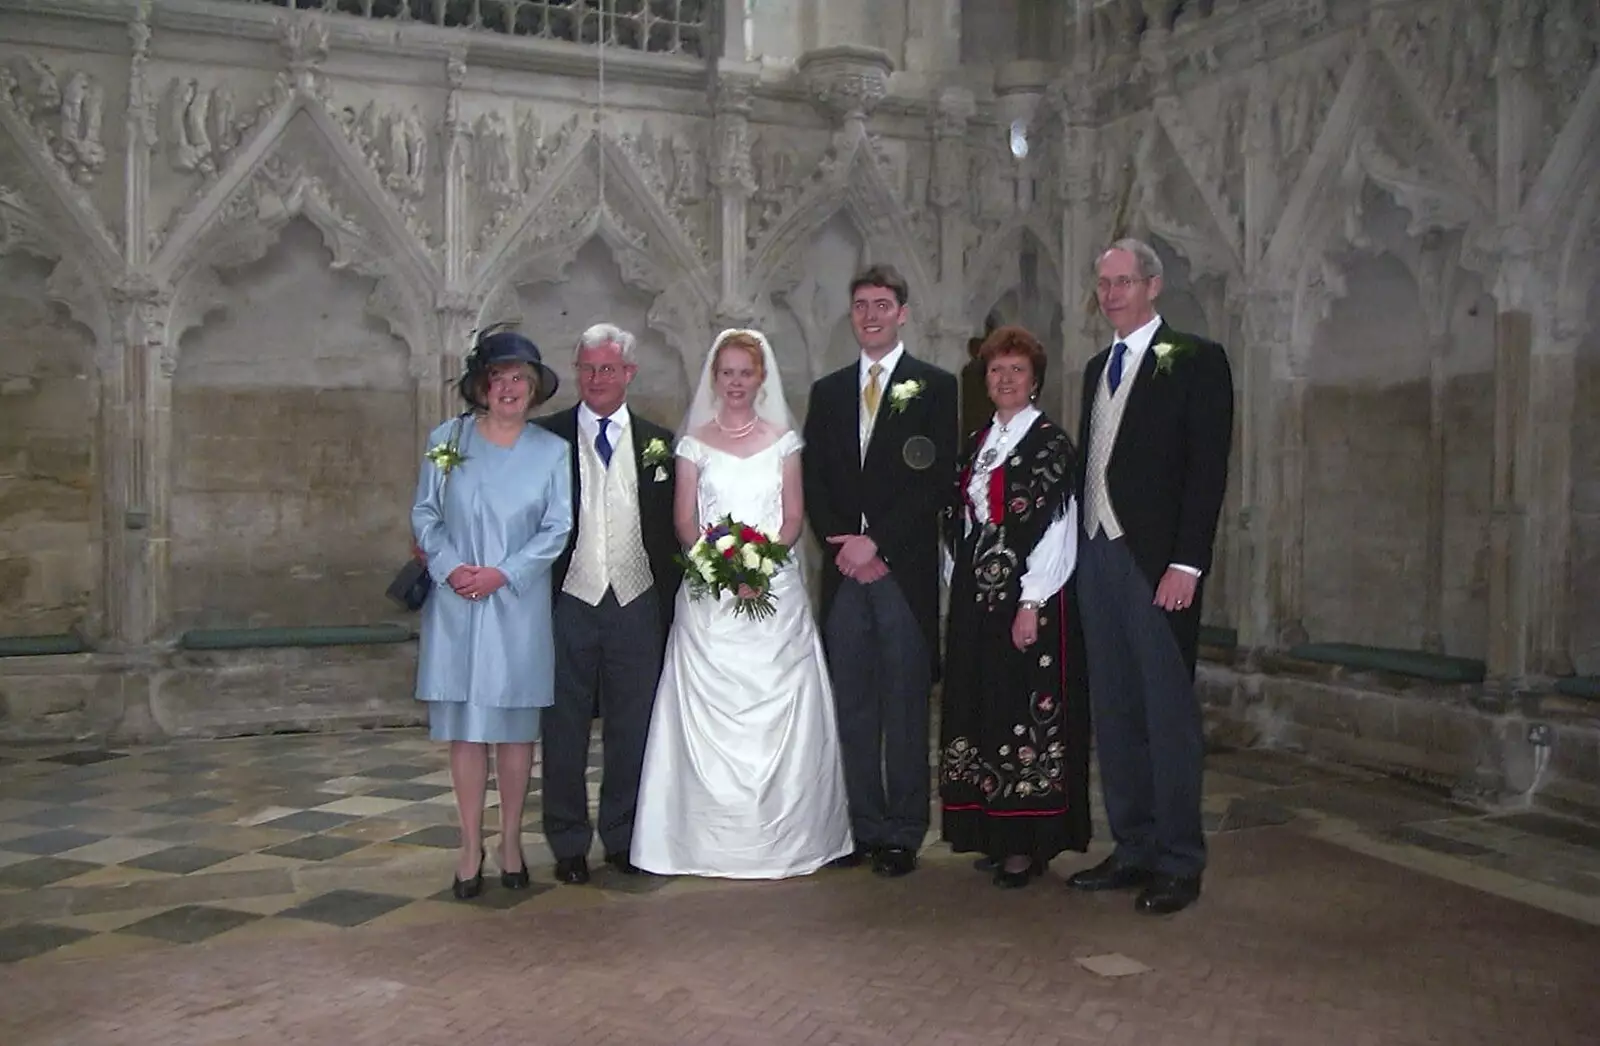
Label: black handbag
xmin=386 ymin=558 xmax=433 ymax=611
xmin=388 ymin=415 xmax=466 ymax=612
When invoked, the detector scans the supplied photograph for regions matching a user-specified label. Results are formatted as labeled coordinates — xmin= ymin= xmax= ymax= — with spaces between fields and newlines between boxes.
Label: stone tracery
xmin=0 ymin=0 xmax=1593 ymax=805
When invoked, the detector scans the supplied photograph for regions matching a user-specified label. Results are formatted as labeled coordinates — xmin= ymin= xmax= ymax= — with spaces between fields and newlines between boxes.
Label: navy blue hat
xmin=458 ymin=325 xmax=559 ymax=409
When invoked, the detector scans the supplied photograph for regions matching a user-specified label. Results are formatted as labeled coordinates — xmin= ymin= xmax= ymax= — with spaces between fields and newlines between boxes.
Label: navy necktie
xmin=596 ymin=417 xmax=614 ymax=467
xmin=1108 ymin=341 xmax=1129 ymax=393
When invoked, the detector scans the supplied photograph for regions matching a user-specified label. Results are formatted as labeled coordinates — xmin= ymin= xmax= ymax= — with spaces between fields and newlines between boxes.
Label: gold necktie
xmin=863 ymin=362 xmax=883 ymax=417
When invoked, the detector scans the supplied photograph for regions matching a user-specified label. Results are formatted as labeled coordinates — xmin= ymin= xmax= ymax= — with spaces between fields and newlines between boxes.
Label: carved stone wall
xmin=0 ymin=0 xmax=1597 ymax=775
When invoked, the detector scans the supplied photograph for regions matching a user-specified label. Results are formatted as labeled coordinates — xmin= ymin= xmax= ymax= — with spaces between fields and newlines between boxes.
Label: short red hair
xmin=976 ymin=325 xmax=1047 ymax=388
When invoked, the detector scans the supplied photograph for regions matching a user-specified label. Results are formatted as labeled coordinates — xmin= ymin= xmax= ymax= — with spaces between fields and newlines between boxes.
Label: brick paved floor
xmin=2 ymin=730 xmax=1599 ymax=1043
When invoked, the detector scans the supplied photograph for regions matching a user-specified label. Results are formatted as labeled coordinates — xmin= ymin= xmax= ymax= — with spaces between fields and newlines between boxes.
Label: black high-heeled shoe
xmin=993 ymin=857 xmax=1048 ymax=889
xmin=452 ymin=848 xmax=485 ymax=900
xmin=500 ymin=848 xmax=530 ymax=890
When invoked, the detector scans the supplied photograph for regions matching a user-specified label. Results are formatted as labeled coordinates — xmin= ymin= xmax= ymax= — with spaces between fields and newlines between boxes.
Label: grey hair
xmin=575 ymin=322 xmax=638 ymax=363
xmin=1100 ymin=238 xmax=1164 ymax=281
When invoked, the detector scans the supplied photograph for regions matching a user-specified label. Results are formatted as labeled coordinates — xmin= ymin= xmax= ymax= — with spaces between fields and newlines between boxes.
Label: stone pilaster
xmin=1052 ymin=71 xmax=1098 ymax=431
xmin=1488 ymin=246 xmax=1575 ymax=680
xmin=710 ymin=72 xmax=758 ymax=330
xmin=104 ymin=280 xmax=175 ymax=647
xmin=930 ymin=86 xmax=973 ymax=337
xmin=1415 ymin=236 xmax=1455 ymax=654
xmin=441 ymin=48 xmax=470 ymax=287
xmin=1236 ymin=287 xmax=1304 ymax=651
xmin=123 ymin=1 xmax=155 ymax=269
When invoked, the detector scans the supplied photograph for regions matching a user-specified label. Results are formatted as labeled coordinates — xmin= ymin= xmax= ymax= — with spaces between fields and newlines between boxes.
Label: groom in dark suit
xmin=536 ymin=323 xmax=680 ymax=884
xmin=802 ymin=264 xmax=958 ymax=878
xmin=1066 ymin=239 xmax=1233 ymax=914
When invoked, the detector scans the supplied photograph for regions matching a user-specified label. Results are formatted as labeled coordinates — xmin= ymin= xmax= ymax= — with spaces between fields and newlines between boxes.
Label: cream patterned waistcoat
xmin=1083 ymin=363 xmax=1134 ymax=540
xmin=563 ymin=421 xmax=653 ymax=607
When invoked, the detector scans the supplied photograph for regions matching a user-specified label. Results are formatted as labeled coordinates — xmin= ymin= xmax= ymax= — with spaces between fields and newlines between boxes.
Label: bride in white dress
xmin=631 ymin=329 xmax=854 ymax=878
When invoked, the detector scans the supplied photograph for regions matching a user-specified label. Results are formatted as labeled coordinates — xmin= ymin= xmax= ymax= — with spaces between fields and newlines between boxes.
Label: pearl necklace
xmin=714 ymin=413 xmax=758 ymax=439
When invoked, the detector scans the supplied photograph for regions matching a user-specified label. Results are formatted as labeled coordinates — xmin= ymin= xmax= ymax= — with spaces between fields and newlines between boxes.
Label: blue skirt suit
xmin=412 ymin=416 xmax=574 ymax=743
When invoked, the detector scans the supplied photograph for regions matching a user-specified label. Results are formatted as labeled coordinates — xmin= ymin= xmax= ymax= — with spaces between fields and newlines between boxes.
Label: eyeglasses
xmin=575 ymin=363 xmax=632 ymax=378
xmin=1096 ymin=276 xmax=1151 ymax=292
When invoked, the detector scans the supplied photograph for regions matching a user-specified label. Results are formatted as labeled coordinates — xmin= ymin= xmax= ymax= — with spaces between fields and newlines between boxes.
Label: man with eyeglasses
xmin=1064 ymin=238 xmax=1233 ymax=915
xmin=536 ymin=323 xmax=681 ymax=885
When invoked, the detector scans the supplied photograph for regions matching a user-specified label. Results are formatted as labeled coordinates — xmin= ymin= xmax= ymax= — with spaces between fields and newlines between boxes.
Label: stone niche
xmin=169 ymin=219 xmax=416 ymax=632
xmin=518 ymin=236 xmax=692 ymax=429
xmin=1300 ymin=199 xmax=1495 ymax=658
xmin=0 ymin=251 xmax=98 ymax=638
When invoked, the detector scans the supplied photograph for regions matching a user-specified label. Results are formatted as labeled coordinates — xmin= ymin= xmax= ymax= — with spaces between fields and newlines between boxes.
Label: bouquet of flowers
xmin=678 ymin=515 xmax=792 ymax=621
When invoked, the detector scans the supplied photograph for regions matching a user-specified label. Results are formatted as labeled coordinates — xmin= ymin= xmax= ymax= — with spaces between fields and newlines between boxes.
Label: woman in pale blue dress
xmin=413 ymin=327 xmax=572 ymax=899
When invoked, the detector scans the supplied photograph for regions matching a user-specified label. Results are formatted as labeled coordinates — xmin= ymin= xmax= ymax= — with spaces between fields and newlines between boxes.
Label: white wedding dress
xmin=631 ymin=430 xmax=855 ymax=878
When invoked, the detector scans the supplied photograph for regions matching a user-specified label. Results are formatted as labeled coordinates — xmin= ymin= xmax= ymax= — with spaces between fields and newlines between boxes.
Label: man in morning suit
xmin=537 ymin=322 xmax=680 ymax=884
xmin=1065 ymin=238 xmax=1234 ymax=914
xmin=802 ymin=264 xmax=958 ymax=878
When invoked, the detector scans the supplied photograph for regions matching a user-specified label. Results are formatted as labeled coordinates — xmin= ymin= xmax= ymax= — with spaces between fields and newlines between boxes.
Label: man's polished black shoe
xmin=554 ymin=855 xmax=590 ymax=884
xmin=871 ymin=846 xmax=916 ymax=878
xmin=605 ymin=853 xmax=641 ymax=875
xmin=1065 ymin=856 xmax=1153 ymax=892
xmin=1135 ymin=874 xmax=1201 ymax=915
xmin=827 ymin=847 xmax=874 ymax=869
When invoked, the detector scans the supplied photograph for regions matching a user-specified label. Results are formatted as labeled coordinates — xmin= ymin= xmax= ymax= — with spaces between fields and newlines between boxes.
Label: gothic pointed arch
xmin=0 ymin=184 xmax=111 ymax=349
xmin=747 ymin=124 xmax=935 ymax=309
xmin=1556 ymin=177 xmax=1600 ymax=328
xmin=157 ymin=96 xmax=438 ymax=363
xmin=963 ymin=217 xmax=1062 ymax=330
xmin=1524 ymin=66 xmax=1600 ymax=257
xmin=472 ymin=133 xmax=713 ymax=379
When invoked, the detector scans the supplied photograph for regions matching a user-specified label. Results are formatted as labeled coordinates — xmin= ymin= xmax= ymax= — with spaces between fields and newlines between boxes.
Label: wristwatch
xmin=1017 ymin=600 xmax=1043 ymax=611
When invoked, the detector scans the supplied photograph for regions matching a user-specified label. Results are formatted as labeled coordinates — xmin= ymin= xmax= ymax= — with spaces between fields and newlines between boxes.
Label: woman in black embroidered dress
xmin=939 ymin=325 xmax=1091 ymax=888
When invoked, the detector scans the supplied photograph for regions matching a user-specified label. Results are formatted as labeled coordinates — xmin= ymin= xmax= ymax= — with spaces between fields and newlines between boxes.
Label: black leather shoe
xmin=972 ymin=855 xmax=998 ymax=873
xmin=553 ymin=855 xmax=590 ymax=884
xmin=1135 ymin=874 xmax=1201 ymax=915
xmin=827 ymin=847 xmax=874 ymax=869
xmin=500 ymin=849 xmax=530 ymax=890
xmin=452 ymin=849 xmax=485 ymax=900
xmin=604 ymin=853 xmax=641 ymax=875
xmin=1066 ymin=857 xmax=1152 ymax=892
xmin=871 ymin=846 xmax=916 ymax=878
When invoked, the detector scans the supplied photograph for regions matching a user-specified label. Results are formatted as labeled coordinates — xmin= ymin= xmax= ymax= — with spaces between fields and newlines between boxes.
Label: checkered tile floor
xmin=1 ymin=728 xmax=1598 ymax=967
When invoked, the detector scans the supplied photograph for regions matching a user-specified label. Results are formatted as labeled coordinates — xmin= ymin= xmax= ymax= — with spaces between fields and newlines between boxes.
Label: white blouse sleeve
xmin=1018 ymin=496 xmax=1079 ymax=604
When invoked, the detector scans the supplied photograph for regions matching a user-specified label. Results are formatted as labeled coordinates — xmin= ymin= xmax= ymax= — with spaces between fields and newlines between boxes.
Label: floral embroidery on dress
xmin=940 ymin=686 xmax=1066 ymax=803
xmin=952 ymin=421 xmax=1074 ymax=610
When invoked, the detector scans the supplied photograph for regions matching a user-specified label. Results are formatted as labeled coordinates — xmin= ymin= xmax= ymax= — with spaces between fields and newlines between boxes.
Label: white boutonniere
xmin=1151 ymin=340 xmax=1193 ymax=377
xmin=641 ymin=437 xmax=671 ymax=481
xmin=888 ymin=379 xmax=924 ymax=414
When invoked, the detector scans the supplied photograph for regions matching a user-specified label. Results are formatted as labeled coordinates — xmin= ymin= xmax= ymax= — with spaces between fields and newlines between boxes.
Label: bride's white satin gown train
xmin=631 ymin=432 xmax=854 ymax=879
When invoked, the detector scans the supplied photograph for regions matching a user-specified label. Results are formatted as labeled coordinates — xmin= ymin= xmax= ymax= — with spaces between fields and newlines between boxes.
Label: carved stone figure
xmin=475 ymin=110 xmax=517 ymax=200
xmin=671 ymin=135 xmax=702 ymax=204
xmin=386 ymin=110 xmax=427 ymax=199
xmin=57 ymin=72 xmax=105 ymax=184
xmin=1 ymin=59 xmax=106 ymax=186
xmin=167 ymin=79 xmax=213 ymax=175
